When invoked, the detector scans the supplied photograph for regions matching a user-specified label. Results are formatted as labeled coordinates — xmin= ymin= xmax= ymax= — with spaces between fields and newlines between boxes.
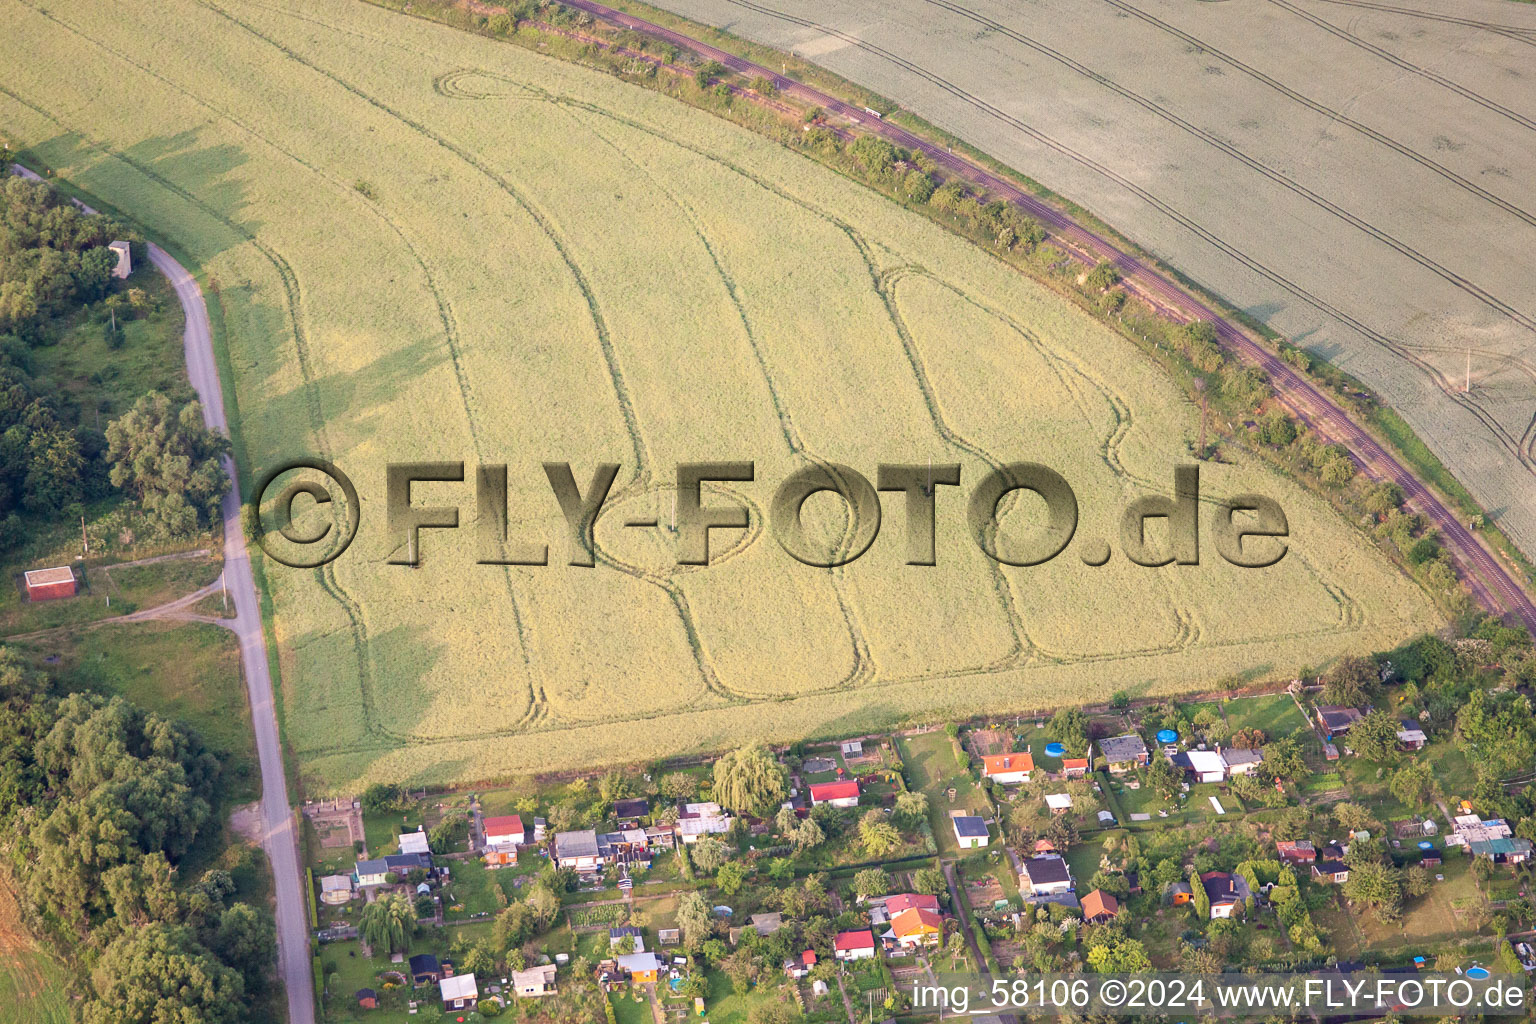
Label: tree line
xmin=0 ymin=645 xmax=274 ymax=1023
xmin=0 ymin=176 xmax=227 ymax=550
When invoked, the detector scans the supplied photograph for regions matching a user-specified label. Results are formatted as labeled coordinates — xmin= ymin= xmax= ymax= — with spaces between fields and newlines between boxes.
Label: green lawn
xmin=898 ymin=731 xmax=987 ymax=857
xmin=610 ymin=988 xmax=653 ymax=1024
xmin=1312 ymin=856 xmax=1490 ymax=960
xmin=1 ymin=541 xmax=221 ymax=637
xmin=0 ymin=881 xmax=71 ymax=1024
xmin=1218 ymin=694 xmax=1311 ymax=743
xmin=13 ymin=620 xmax=256 ymax=804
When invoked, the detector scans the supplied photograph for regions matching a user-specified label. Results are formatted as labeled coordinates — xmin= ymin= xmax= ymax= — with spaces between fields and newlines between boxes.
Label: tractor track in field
xmin=1093 ymin=0 xmax=1536 ymax=228
xmin=705 ymin=0 xmax=1536 ymax=477
xmin=200 ymin=0 xmax=1396 ymax=756
xmin=1261 ymin=0 xmax=1536 ymax=135
xmin=1303 ymin=0 xmax=1536 ymax=46
xmin=14 ymin=0 xmax=551 ymax=735
xmin=558 ymin=0 xmax=1536 ymax=634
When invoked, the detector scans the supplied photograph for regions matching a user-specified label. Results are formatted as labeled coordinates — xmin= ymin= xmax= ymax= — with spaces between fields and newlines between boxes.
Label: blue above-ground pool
xmin=1044 ymin=742 xmax=1066 ymax=758
xmin=1156 ymin=729 xmax=1179 ymax=744
xmin=1418 ymin=840 xmax=1435 ymax=850
xmin=1467 ymin=966 xmax=1491 ymax=980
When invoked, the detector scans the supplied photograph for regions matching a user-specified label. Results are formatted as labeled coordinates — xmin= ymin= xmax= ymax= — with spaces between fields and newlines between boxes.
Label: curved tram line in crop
xmin=0 ymin=0 xmax=1403 ymax=764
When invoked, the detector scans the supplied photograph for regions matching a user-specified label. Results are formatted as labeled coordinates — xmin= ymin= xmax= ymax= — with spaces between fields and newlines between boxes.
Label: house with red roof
xmin=784 ymin=949 xmax=817 ymax=978
xmin=834 ymin=929 xmax=876 ymax=961
xmin=809 ymin=780 xmax=860 ymax=808
xmin=980 ymin=751 xmax=1034 ymax=785
xmin=483 ymin=814 xmax=525 ymax=867
xmin=1062 ymin=757 xmax=1090 ymax=779
xmin=1275 ymin=839 xmax=1316 ymax=865
xmin=883 ymin=893 xmax=941 ymax=916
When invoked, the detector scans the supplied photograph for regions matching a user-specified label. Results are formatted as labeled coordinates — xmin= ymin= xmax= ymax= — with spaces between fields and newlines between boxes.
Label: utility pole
xmin=222 ymin=570 xmax=228 ymax=615
xmin=81 ymin=514 xmax=89 ymax=558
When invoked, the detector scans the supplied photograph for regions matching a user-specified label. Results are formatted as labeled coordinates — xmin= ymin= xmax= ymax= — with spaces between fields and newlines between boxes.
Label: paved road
xmin=148 ymin=243 xmax=316 ymax=1024
xmin=559 ymin=0 xmax=1536 ymax=633
xmin=10 ymin=161 xmax=313 ymax=1021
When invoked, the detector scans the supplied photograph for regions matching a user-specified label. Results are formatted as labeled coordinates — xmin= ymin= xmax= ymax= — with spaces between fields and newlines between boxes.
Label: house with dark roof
xmin=1200 ymin=871 xmax=1241 ymax=919
xmin=409 ymin=953 xmax=442 ymax=985
xmin=1469 ymin=837 xmax=1534 ymax=864
xmin=1313 ymin=860 xmax=1350 ymax=884
xmin=1316 ymin=705 xmax=1365 ymax=736
xmin=609 ymin=926 xmax=646 ymax=952
xmin=554 ymin=830 xmax=602 ymax=871
xmin=748 ymin=913 xmax=783 ymax=937
xmin=613 ymin=797 xmax=650 ymax=822
xmin=382 ymin=852 xmax=431 ymax=876
xmin=1221 ymin=748 xmax=1264 ymax=775
xmin=1397 ymin=721 xmax=1428 ymax=751
xmin=1097 ymin=734 xmax=1150 ymax=772
xmin=951 ymin=815 xmax=989 ymax=848
xmin=1019 ymin=855 xmax=1073 ymax=896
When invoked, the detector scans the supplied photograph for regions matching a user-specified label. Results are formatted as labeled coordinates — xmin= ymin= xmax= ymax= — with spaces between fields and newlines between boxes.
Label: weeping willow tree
xmin=359 ymin=893 xmax=417 ymax=955
xmin=711 ymin=745 xmax=787 ymax=816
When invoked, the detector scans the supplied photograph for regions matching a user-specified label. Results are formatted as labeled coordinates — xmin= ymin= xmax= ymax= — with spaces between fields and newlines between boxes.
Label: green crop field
xmin=0 ymin=0 xmax=1437 ymax=791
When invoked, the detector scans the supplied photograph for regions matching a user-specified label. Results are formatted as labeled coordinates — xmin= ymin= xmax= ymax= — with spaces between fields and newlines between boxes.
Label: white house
xmin=353 ymin=859 xmax=389 ymax=887
xmin=808 ymin=780 xmax=860 ymax=807
xmin=1019 ymin=855 xmax=1073 ymax=896
xmin=1182 ymin=749 xmax=1227 ymax=784
xmin=1221 ymin=749 xmax=1264 ymax=776
xmin=512 ymin=964 xmax=557 ymax=998
xmin=980 ymin=752 xmax=1034 ymax=785
xmin=439 ymin=973 xmax=478 ymax=1011
xmin=834 ymin=930 xmax=876 ymax=961
xmin=676 ymin=808 xmax=732 ymax=844
xmin=952 ymin=815 xmax=989 ymax=848
xmin=398 ymin=829 xmax=430 ymax=855
xmin=1045 ymin=793 xmax=1073 ymax=815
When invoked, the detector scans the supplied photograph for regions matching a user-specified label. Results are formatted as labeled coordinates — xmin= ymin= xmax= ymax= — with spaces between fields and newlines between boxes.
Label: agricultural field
xmin=0 ymin=881 xmax=70 ymax=1024
xmin=643 ymin=0 xmax=1536 ymax=561
xmin=0 ymin=0 xmax=1436 ymax=790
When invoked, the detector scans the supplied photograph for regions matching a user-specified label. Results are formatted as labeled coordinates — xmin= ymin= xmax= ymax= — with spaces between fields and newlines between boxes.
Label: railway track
xmin=560 ymin=0 xmax=1536 ymax=632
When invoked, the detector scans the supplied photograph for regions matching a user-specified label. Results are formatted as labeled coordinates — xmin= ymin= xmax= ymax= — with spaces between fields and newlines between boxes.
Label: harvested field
xmin=641 ymin=0 xmax=1536 ymax=560
xmin=0 ymin=0 xmax=1435 ymax=789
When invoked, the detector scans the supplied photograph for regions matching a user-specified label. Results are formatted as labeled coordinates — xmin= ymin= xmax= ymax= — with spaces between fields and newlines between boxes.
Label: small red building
xmin=24 ymin=566 xmax=77 ymax=601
